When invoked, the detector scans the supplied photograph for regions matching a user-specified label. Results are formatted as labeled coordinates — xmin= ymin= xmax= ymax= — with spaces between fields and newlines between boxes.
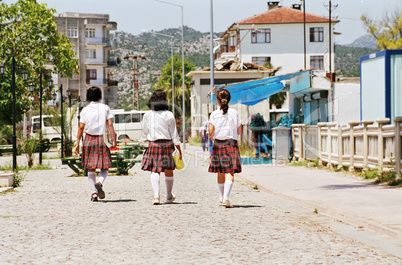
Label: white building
xmin=54 ymin=13 xmax=118 ymax=107
xmin=217 ymin=1 xmax=339 ymax=75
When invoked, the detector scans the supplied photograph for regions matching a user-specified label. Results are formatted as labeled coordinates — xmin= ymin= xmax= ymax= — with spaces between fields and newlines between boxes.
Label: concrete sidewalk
xmin=184 ymin=144 xmax=402 ymax=242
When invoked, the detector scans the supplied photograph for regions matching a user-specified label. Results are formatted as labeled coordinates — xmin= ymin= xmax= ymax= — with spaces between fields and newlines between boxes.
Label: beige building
xmin=54 ymin=12 xmax=118 ymax=107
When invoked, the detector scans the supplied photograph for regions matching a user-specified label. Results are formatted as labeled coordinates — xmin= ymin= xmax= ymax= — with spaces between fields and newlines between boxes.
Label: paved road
xmin=0 ymin=153 xmax=401 ymax=264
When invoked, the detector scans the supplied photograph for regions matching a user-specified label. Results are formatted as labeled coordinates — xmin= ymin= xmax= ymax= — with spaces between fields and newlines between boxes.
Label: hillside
xmin=110 ymin=28 xmax=377 ymax=109
xmin=110 ymin=27 xmax=218 ymax=110
xmin=335 ymin=44 xmax=378 ymax=77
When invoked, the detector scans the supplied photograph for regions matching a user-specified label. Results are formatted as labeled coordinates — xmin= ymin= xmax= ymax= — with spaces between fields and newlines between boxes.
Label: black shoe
xmin=91 ymin=193 xmax=98 ymax=202
xmin=95 ymin=182 xmax=105 ymax=199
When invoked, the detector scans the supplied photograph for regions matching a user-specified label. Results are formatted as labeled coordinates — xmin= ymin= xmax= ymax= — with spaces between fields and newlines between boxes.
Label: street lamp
xmin=66 ymin=88 xmax=72 ymax=141
xmin=29 ymin=75 xmax=53 ymax=165
xmin=123 ymin=55 xmax=146 ymax=110
xmin=143 ymin=30 xmax=175 ymax=111
xmin=155 ymin=0 xmax=186 ymax=149
xmin=0 ymin=58 xmax=29 ymax=171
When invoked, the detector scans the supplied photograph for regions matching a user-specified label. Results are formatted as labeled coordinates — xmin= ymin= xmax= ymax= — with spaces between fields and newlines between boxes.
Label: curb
xmin=236 ymin=174 xmax=402 ymax=242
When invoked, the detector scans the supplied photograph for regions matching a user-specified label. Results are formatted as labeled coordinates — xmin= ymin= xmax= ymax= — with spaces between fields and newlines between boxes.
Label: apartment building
xmin=55 ymin=12 xmax=118 ymax=107
xmin=217 ymin=1 xmax=339 ymax=75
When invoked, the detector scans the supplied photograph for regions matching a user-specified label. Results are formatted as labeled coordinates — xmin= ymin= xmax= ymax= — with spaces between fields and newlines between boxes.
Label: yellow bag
xmin=172 ymin=148 xmax=184 ymax=170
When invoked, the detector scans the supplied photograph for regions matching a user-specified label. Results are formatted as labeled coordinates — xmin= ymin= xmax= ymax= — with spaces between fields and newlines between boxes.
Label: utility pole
xmin=303 ymin=0 xmax=306 ymax=70
xmin=124 ymin=55 xmax=146 ymax=110
xmin=324 ymin=1 xmax=338 ymax=122
xmin=324 ymin=0 xmax=338 ymax=75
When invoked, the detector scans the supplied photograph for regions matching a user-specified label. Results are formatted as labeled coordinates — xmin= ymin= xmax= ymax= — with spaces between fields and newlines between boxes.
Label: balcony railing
xmin=107 ymin=60 xmax=117 ymax=67
xmin=85 ymin=37 xmax=108 ymax=45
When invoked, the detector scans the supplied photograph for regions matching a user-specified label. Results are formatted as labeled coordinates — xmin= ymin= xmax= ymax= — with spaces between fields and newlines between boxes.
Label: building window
xmin=310 ymin=56 xmax=324 ymax=70
xmin=252 ymin=57 xmax=271 ymax=66
xmin=85 ymin=49 xmax=96 ymax=59
xmin=67 ymin=27 xmax=78 ymax=38
xmin=85 ymin=28 xmax=96 ymax=38
xmin=251 ymin=29 xmax=271 ymax=43
xmin=309 ymin=27 xmax=324 ymax=42
xmin=71 ymin=73 xmax=79 ymax=80
xmin=86 ymin=69 xmax=97 ymax=80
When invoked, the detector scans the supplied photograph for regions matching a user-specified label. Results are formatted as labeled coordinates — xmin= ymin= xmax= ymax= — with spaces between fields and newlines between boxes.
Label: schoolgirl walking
xmin=141 ymin=90 xmax=182 ymax=205
xmin=74 ymin=86 xmax=116 ymax=202
xmin=208 ymin=88 xmax=243 ymax=208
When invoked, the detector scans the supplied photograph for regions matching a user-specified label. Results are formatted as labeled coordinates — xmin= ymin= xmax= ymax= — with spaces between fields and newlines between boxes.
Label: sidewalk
xmin=184 ymin=144 xmax=402 ymax=242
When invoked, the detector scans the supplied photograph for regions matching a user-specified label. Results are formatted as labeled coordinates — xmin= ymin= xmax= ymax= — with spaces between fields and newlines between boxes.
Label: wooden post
xmin=362 ymin=120 xmax=374 ymax=170
xmin=394 ymin=116 xmax=402 ymax=178
xmin=377 ymin=118 xmax=390 ymax=172
xmin=348 ymin=121 xmax=360 ymax=171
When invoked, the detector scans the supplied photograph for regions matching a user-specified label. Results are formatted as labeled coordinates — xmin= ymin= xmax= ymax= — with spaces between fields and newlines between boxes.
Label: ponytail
xmin=217 ymin=89 xmax=231 ymax=115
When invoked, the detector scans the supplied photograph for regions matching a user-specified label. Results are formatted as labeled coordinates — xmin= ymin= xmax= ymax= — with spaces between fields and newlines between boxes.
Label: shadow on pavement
xmin=99 ymin=199 xmax=137 ymax=203
xmin=320 ymin=183 xmax=379 ymax=190
xmin=232 ymin=205 xmax=264 ymax=208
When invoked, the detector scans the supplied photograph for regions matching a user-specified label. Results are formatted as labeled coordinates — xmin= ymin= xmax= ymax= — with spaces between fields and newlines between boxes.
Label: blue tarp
xmin=210 ymin=71 xmax=308 ymax=106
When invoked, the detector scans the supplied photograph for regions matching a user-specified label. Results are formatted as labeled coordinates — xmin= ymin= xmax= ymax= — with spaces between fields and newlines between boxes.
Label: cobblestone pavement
xmin=0 ymin=154 xmax=401 ymax=264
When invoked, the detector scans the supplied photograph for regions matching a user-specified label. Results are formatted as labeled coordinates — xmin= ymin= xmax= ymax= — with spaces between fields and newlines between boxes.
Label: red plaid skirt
xmin=141 ymin=140 xmax=176 ymax=173
xmin=81 ymin=134 xmax=112 ymax=169
xmin=209 ymin=139 xmax=242 ymax=173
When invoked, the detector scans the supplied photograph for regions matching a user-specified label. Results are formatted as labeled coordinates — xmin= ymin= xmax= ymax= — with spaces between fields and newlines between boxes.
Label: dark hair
xmin=217 ymin=88 xmax=231 ymax=115
xmin=147 ymin=89 xmax=169 ymax=111
xmin=86 ymin=86 xmax=102 ymax=102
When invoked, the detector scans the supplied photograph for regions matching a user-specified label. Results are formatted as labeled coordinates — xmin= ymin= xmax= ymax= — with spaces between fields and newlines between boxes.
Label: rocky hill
xmin=110 ymin=27 xmax=219 ymax=110
xmin=110 ymin=28 xmax=378 ymax=109
xmin=346 ymin=34 xmax=377 ymax=49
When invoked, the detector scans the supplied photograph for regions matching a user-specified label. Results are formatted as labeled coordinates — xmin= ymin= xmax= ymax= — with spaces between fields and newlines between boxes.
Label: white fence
xmin=291 ymin=117 xmax=402 ymax=175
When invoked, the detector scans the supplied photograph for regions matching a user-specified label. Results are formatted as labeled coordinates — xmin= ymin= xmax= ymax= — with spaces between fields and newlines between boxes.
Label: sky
xmin=6 ymin=0 xmax=402 ymax=45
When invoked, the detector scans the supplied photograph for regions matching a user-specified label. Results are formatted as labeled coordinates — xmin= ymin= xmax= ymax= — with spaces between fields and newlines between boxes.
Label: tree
xmin=361 ymin=9 xmax=402 ymax=50
xmin=0 ymin=0 xmax=79 ymax=125
xmin=263 ymin=62 xmax=286 ymax=109
xmin=153 ymin=54 xmax=195 ymax=117
xmin=44 ymin=104 xmax=77 ymax=157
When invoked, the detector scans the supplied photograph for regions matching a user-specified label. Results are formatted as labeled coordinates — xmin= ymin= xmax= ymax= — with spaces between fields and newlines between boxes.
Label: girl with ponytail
xmin=208 ymin=88 xmax=243 ymax=208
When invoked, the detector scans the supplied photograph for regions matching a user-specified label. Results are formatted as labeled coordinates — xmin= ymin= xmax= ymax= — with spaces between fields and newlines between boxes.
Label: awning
xmin=209 ymin=71 xmax=309 ymax=106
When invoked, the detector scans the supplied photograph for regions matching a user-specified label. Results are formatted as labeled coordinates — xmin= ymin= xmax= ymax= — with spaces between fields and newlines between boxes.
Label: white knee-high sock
xmin=88 ymin=171 xmax=97 ymax=194
xmin=150 ymin=172 xmax=160 ymax=198
xmin=218 ymin=183 xmax=224 ymax=197
xmin=98 ymin=169 xmax=108 ymax=184
xmin=165 ymin=176 xmax=174 ymax=198
xmin=223 ymin=180 xmax=233 ymax=201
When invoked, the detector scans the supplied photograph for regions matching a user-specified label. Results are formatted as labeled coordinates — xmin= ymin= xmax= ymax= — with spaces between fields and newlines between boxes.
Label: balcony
xmin=106 ymin=40 xmax=116 ymax=48
xmin=106 ymin=79 xmax=118 ymax=87
xmin=107 ymin=60 xmax=117 ymax=66
xmin=85 ymin=37 xmax=107 ymax=45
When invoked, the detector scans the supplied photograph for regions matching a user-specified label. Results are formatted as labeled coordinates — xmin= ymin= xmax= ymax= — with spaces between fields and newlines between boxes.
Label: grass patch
xmin=0 ymin=163 xmax=52 ymax=171
xmin=188 ymin=136 xmax=201 ymax=147
xmin=1 ymin=188 xmax=15 ymax=195
xmin=239 ymin=140 xmax=254 ymax=157
xmin=0 ymin=215 xmax=19 ymax=218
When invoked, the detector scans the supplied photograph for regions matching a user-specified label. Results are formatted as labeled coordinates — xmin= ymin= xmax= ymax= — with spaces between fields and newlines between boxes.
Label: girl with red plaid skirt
xmin=74 ymin=87 xmax=117 ymax=202
xmin=141 ymin=90 xmax=182 ymax=205
xmin=208 ymin=88 xmax=243 ymax=208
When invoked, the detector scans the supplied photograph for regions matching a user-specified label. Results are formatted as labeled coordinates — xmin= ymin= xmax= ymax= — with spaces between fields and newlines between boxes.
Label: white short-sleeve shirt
xmin=209 ymin=108 xmax=242 ymax=140
xmin=141 ymin=110 xmax=181 ymax=145
xmin=79 ymin=102 xmax=113 ymax=135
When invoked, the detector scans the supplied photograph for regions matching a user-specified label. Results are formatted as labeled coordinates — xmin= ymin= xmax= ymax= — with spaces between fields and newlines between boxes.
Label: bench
xmin=62 ymin=152 xmax=143 ymax=176
xmin=0 ymin=145 xmax=13 ymax=156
